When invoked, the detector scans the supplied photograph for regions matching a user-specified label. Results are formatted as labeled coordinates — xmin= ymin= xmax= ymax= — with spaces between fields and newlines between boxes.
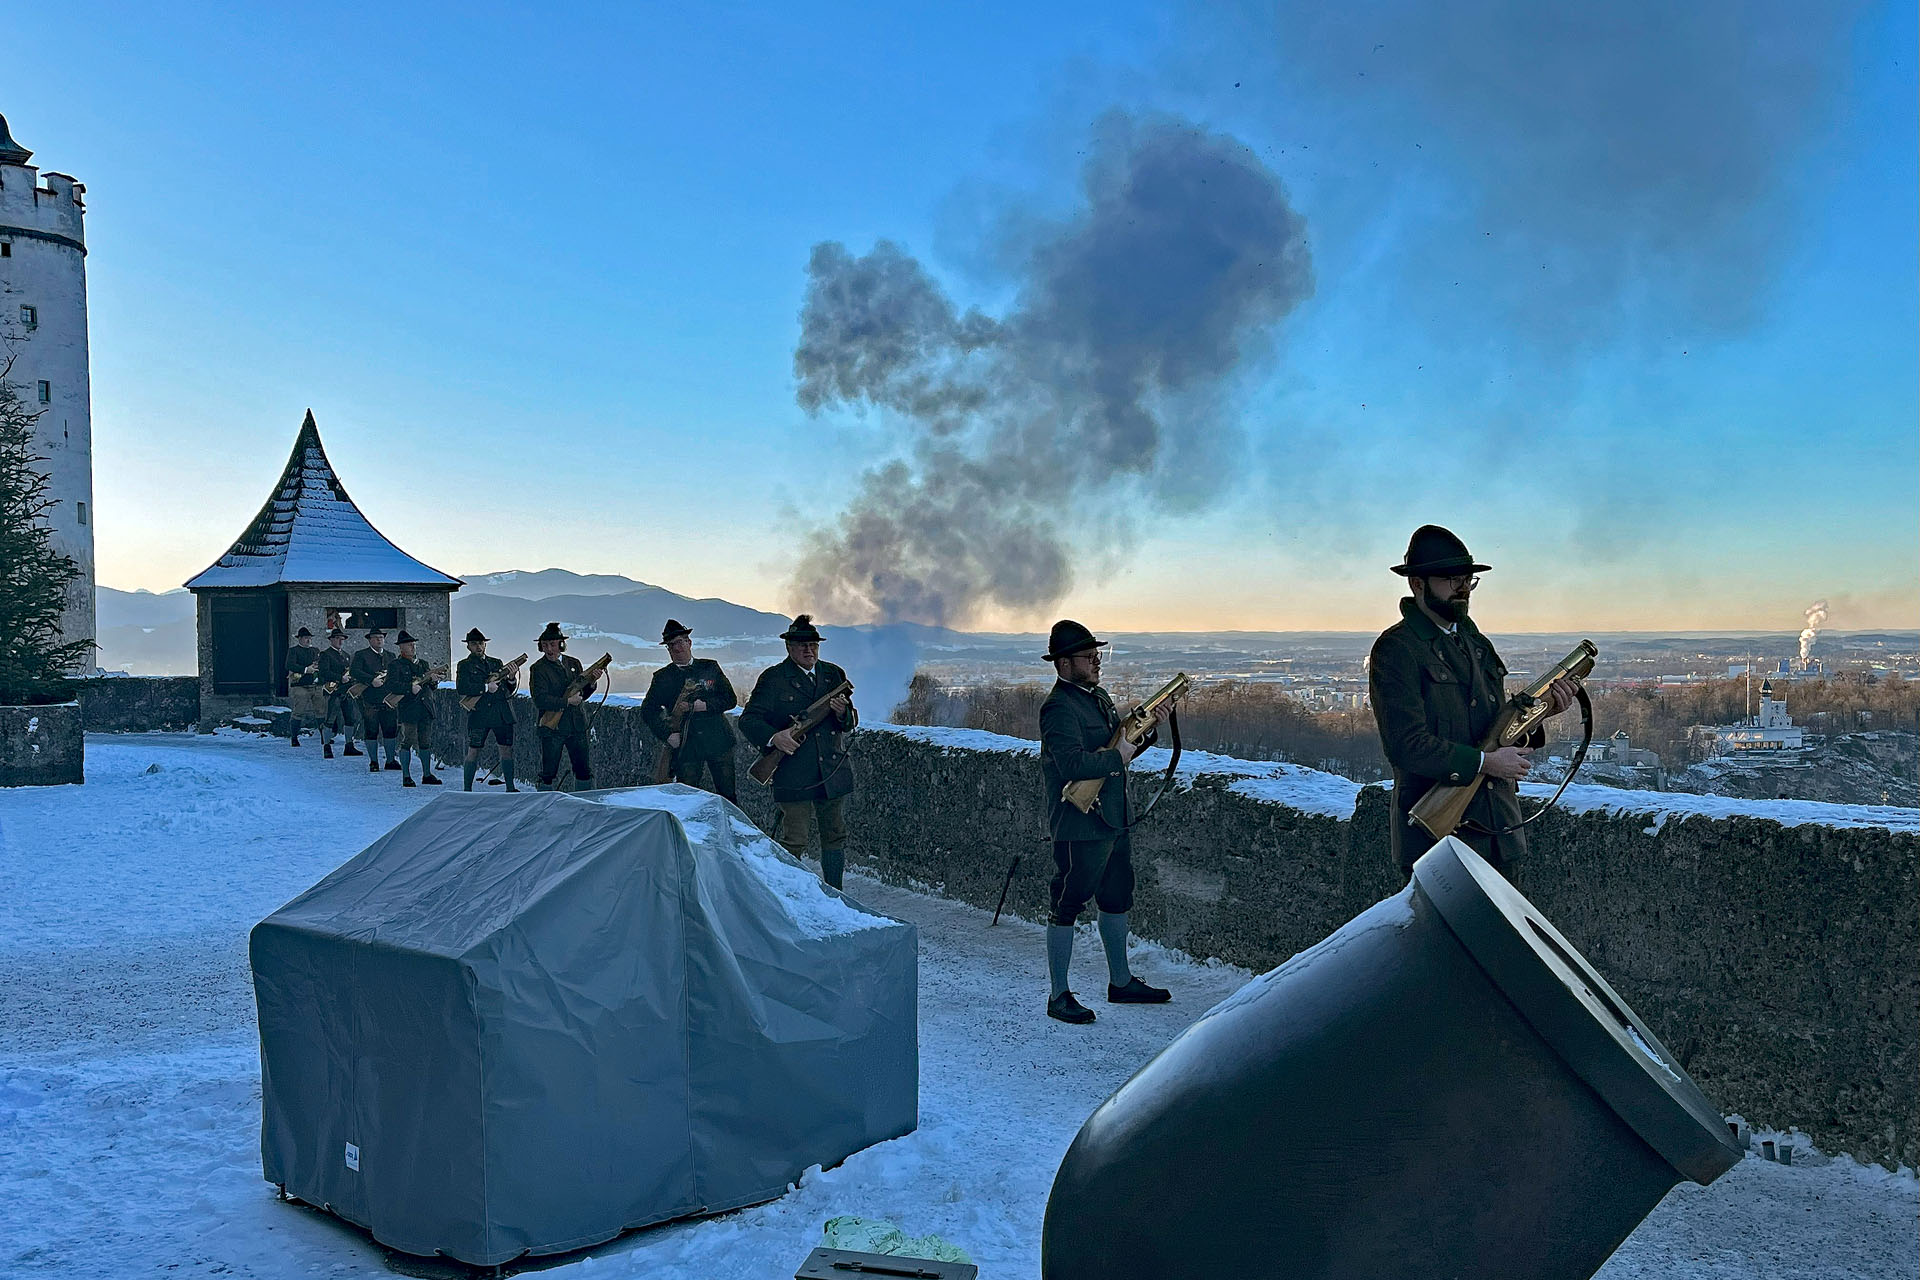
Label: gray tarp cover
xmin=249 ymin=786 xmax=918 ymax=1265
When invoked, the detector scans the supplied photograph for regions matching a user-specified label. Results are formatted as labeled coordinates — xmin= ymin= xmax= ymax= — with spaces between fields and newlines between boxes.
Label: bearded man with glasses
xmin=1368 ymin=526 xmax=1577 ymax=882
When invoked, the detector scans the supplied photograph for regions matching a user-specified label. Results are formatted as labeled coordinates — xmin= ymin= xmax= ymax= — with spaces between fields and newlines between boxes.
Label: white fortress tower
xmin=0 ymin=112 xmax=93 ymax=663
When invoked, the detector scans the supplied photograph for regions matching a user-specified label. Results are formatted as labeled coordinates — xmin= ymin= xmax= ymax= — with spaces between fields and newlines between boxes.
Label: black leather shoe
xmin=402 ymin=777 xmax=416 ymax=788
xmin=368 ymin=760 xmax=381 ymax=773
xmin=1108 ymin=977 xmax=1172 ymax=1004
xmin=343 ymin=744 xmax=364 ymax=757
xmin=421 ymin=774 xmax=442 ymax=785
xmin=322 ymin=745 xmax=334 ymax=759
xmin=384 ymin=760 xmax=402 ymax=771
xmin=1048 ymin=992 xmax=1096 ymax=1025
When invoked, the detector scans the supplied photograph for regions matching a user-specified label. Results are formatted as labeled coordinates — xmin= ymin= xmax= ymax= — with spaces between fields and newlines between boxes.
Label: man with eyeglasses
xmin=1368 ymin=526 xmax=1577 ymax=882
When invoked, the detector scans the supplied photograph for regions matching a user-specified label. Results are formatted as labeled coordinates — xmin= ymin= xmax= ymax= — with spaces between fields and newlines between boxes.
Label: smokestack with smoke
xmin=1798 ymin=598 xmax=1829 ymax=667
xmin=789 ymin=111 xmax=1313 ymax=629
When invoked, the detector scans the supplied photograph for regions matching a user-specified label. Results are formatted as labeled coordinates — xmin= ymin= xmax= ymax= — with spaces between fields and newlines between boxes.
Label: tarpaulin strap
xmin=1466 ymin=686 xmax=1594 ymax=838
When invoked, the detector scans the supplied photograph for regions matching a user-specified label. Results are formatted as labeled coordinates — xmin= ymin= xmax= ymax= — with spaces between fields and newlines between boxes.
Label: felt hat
xmin=1044 ymin=619 xmax=1104 ymax=662
xmin=364 ymin=627 xmax=387 ymax=639
xmin=464 ymin=627 xmax=489 ymax=643
xmin=781 ymin=614 xmax=823 ymax=643
xmin=538 ymin=622 xmax=567 ymax=644
xmin=1392 ymin=525 xmax=1491 ymax=578
xmin=294 ymin=626 xmax=313 ymax=639
xmin=661 ymin=619 xmax=692 ymax=644
xmin=327 ymin=627 xmax=348 ymax=640
xmin=395 ymin=629 xmax=419 ymax=645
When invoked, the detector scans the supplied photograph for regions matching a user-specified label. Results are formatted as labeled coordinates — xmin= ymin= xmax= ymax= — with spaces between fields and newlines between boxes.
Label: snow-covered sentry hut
xmin=186 ymin=410 xmax=459 ymax=723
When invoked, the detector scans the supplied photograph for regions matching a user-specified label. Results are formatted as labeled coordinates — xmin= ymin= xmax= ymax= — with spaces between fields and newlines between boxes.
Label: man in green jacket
xmin=640 ymin=619 xmax=739 ymax=802
xmin=1037 ymin=620 xmax=1175 ymax=1025
xmin=385 ymin=629 xmax=442 ymax=787
xmin=530 ymin=622 xmax=596 ymax=790
xmin=349 ymin=628 xmax=399 ymax=772
xmin=284 ymin=626 xmax=323 ymax=749
xmin=739 ymin=614 xmax=857 ymax=888
xmin=455 ymin=627 xmax=519 ymax=792
xmin=314 ymin=628 xmax=360 ymax=759
xmin=1368 ymin=525 xmax=1576 ymax=881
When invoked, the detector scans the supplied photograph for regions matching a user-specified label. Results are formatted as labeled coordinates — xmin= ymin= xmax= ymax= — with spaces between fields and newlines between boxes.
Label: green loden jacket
xmin=1039 ymin=679 xmax=1156 ymax=843
xmin=385 ymin=655 xmax=438 ymax=725
xmin=1368 ymin=597 xmax=1543 ymax=870
xmin=738 ymin=659 xmax=857 ymax=803
xmin=530 ymin=654 xmax=594 ymax=736
xmin=456 ymin=654 xmax=516 ymax=731
xmin=640 ymin=658 xmax=739 ymax=763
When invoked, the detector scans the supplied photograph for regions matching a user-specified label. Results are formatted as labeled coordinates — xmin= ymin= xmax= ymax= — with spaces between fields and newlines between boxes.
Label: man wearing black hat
xmin=350 ymin=628 xmax=400 ymax=772
xmin=1038 ymin=620 xmax=1176 ymax=1025
xmin=640 ymin=620 xmax=739 ymax=802
xmin=1369 ymin=526 xmax=1577 ymax=880
xmin=316 ymin=628 xmax=361 ymax=759
xmin=284 ymin=627 xmax=323 ymax=749
xmin=530 ymin=622 xmax=596 ymax=790
xmin=739 ymin=614 xmax=858 ymax=888
xmin=386 ymin=630 xmax=443 ymax=787
xmin=456 ymin=628 xmax=519 ymax=792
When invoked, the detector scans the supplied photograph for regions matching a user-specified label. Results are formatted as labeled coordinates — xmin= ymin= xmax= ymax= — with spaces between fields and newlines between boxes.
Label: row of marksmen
xmin=280 ymin=525 xmax=1579 ymax=1026
xmin=280 ymin=614 xmax=859 ymax=880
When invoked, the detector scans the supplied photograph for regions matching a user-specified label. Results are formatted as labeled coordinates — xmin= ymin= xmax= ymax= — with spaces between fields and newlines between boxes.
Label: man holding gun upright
xmin=1038 ymin=620 xmax=1175 ymax=1026
xmin=1368 ymin=526 xmax=1576 ymax=883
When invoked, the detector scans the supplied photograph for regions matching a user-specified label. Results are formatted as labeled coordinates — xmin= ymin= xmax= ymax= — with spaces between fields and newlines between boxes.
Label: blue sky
xmin=13 ymin=0 xmax=1916 ymax=631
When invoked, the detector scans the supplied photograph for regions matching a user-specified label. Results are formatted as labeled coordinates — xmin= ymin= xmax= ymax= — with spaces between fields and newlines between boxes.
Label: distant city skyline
xmin=14 ymin=0 xmax=1917 ymax=634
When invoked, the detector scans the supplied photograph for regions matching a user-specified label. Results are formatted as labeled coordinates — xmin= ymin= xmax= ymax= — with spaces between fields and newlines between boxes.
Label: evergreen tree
xmin=0 ymin=348 xmax=91 ymax=703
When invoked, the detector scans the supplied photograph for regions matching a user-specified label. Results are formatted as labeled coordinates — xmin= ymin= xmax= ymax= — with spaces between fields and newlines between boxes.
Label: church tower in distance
xmin=0 ymin=112 xmax=94 ymax=664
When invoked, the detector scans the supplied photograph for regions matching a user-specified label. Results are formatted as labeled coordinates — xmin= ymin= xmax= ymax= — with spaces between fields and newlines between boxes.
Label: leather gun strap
xmin=1123 ymin=706 xmax=1183 ymax=831
xmin=1465 ymin=686 xmax=1594 ymax=838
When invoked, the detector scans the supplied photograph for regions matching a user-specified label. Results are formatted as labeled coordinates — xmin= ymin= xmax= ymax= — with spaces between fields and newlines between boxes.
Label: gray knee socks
xmin=463 ymin=760 xmax=477 ymax=791
xmin=1098 ymin=911 xmax=1133 ymax=986
xmin=398 ymin=747 xmax=414 ymax=780
xmin=821 ymin=848 xmax=845 ymax=890
xmin=1048 ymin=924 xmax=1075 ymax=999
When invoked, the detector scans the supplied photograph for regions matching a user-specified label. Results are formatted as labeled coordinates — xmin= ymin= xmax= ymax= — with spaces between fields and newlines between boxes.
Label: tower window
xmin=37 ymin=380 xmax=51 ymax=403
xmin=76 ymin=501 xmax=87 ymax=525
xmin=20 ymin=305 xmax=36 ymax=329
xmin=1 ymin=242 xmax=10 ymax=257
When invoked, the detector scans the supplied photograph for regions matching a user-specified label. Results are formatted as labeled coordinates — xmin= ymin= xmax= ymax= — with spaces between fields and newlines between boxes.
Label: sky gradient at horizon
xmin=10 ymin=1 xmax=1916 ymax=634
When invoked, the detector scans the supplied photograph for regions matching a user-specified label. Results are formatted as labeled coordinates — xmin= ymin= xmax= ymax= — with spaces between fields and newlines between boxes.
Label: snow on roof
xmin=185 ymin=410 xmax=460 ymax=590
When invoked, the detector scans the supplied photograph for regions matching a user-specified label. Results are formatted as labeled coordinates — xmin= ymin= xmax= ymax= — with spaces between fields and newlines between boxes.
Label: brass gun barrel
xmin=1061 ymin=672 xmax=1192 ymax=815
xmin=1407 ymin=640 xmax=1597 ymax=840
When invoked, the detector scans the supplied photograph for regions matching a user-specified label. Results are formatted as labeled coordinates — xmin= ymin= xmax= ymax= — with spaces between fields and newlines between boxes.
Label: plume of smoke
xmin=789 ymin=111 xmax=1313 ymax=627
xmin=1799 ymin=599 xmax=1829 ymax=666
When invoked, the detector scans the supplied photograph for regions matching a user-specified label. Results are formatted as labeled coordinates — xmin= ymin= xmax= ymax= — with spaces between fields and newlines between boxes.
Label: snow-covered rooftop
xmin=184 ymin=410 xmax=460 ymax=590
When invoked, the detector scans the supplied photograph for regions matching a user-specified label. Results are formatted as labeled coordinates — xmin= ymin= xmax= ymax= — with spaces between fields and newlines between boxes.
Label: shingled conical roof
xmin=186 ymin=411 xmax=461 ymax=590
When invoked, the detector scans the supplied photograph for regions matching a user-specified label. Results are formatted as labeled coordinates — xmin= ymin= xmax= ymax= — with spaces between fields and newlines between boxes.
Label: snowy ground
xmin=1 ymin=734 xmax=1912 ymax=1279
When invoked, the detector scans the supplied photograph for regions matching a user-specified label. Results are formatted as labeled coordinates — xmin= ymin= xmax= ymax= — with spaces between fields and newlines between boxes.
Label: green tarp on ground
xmin=250 ymin=785 xmax=918 ymax=1266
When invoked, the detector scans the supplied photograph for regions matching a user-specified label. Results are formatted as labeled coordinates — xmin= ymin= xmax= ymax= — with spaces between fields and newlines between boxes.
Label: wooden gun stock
xmin=385 ymin=667 xmax=447 ymax=709
xmin=1407 ymin=640 xmax=1598 ymax=840
xmin=461 ymin=653 xmax=528 ymax=711
xmin=749 ymin=679 xmax=853 ymax=786
xmin=537 ymin=653 xmax=612 ymax=729
xmin=1061 ymin=672 xmax=1192 ymax=815
xmin=651 ymin=679 xmax=708 ymax=784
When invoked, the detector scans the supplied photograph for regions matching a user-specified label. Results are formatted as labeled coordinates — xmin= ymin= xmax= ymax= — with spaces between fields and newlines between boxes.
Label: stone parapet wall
xmin=0 ymin=702 xmax=84 ymax=786
xmin=66 ymin=675 xmax=201 ymax=732
xmin=406 ymin=693 xmax=1912 ymax=1166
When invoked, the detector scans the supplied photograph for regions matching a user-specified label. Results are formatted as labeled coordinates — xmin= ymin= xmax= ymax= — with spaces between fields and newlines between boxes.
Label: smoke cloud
xmin=789 ymin=112 xmax=1313 ymax=627
xmin=1799 ymin=599 xmax=1830 ymax=666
